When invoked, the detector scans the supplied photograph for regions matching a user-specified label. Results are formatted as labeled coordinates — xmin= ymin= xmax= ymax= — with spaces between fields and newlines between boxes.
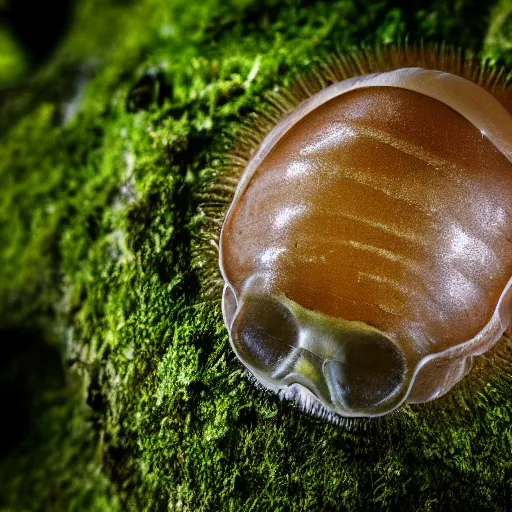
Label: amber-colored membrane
xmin=213 ymin=47 xmax=512 ymax=420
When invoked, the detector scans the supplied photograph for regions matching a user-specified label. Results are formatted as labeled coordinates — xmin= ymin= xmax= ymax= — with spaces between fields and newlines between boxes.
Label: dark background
xmin=0 ymin=0 xmax=74 ymax=78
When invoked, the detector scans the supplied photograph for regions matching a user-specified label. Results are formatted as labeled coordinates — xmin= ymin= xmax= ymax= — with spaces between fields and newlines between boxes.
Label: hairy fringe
xmin=242 ymin=367 xmax=380 ymax=431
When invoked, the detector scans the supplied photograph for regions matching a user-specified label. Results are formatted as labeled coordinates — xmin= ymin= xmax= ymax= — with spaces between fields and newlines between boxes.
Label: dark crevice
xmin=0 ymin=327 xmax=65 ymax=458
xmin=126 ymin=69 xmax=173 ymax=113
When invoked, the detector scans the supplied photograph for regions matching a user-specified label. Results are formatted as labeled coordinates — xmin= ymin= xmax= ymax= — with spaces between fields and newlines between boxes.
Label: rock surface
xmin=2 ymin=0 xmax=512 ymax=510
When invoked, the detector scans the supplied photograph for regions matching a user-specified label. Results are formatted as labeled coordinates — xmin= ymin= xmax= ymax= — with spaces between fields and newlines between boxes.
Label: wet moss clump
xmin=2 ymin=0 xmax=512 ymax=510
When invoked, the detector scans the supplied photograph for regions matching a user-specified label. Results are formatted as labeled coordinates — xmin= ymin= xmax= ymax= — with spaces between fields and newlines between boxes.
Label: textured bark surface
xmin=1 ymin=0 xmax=512 ymax=510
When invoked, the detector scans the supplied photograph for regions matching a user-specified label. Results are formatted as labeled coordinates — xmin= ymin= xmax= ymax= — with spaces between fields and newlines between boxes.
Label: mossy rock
xmin=2 ymin=0 xmax=512 ymax=510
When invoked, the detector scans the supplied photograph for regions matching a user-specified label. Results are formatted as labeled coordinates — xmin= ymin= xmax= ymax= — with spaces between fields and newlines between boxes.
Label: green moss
xmin=0 ymin=25 xmax=28 ymax=87
xmin=484 ymin=0 xmax=512 ymax=64
xmin=1 ymin=0 xmax=512 ymax=510
xmin=0 ymin=327 xmax=120 ymax=511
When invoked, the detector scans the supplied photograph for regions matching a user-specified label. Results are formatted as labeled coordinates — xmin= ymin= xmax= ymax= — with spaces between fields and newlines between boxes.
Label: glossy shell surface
xmin=218 ymin=64 xmax=512 ymax=418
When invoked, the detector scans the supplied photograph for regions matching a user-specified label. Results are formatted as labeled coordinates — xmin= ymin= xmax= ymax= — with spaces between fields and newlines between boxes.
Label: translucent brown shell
xmin=195 ymin=43 xmax=512 ymax=427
